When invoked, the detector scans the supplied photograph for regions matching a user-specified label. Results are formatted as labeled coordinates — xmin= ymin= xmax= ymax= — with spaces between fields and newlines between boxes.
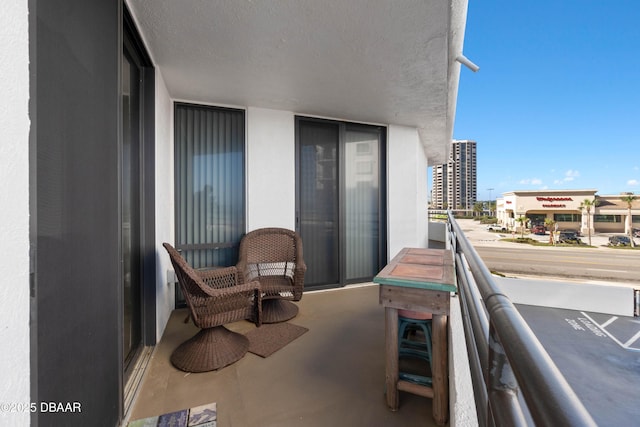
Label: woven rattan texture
xmin=163 ymin=243 xmax=261 ymax=328
xmin=163 ymin=243 xmax=262 ymax=371
xmin=237 ymin=228 xmax=306 ymax=302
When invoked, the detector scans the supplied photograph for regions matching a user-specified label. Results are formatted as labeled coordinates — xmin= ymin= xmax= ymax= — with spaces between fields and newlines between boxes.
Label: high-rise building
xmin=431 ymin=139 xmax=477 ymax=210
xmin=431 ymin=163 xmax=448 ymax=208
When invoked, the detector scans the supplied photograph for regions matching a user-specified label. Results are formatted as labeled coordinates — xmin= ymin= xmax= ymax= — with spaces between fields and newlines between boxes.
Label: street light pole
xmin=487 ymin=188 xmax=494 ymax=214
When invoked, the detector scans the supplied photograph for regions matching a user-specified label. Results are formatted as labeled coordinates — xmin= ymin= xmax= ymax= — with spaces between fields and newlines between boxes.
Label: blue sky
xmin=450 ymin=1 xmax=640 ymax=201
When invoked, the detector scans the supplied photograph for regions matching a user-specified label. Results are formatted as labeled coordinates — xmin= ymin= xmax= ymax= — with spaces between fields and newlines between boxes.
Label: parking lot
xmin=458 ymin=218 xmax=633 ymax=248
xmin=458 ymin=218 xmax=640 ymax=425
xmin=517 ymin=304 xmax=640 ymax=426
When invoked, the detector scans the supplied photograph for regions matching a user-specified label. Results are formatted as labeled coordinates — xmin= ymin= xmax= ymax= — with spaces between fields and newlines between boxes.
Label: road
xmin=455 ymin=218 xmax=640 ymax=283
xmin=474 ymin=245 xmax=640 ymax=283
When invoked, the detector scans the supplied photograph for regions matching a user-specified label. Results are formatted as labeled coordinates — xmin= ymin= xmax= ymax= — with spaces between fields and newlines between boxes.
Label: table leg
xmin=385 ymin=306 xmax=399 ymax=410
xmin=432 ymin=313 xmax=449 ymax=425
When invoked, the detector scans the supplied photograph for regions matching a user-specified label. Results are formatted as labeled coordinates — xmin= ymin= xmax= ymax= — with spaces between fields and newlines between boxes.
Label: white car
xmin=485 ymin=224 xmax=507 ymax=232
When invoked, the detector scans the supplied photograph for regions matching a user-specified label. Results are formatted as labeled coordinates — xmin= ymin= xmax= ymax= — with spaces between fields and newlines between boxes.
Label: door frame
xmin=295 ymin=116 xmax=387 ymax=290
xmin=121 ymin=3 xmax=157 ymax=404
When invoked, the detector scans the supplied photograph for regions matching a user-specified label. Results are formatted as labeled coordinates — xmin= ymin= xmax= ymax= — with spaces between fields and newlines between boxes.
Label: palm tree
xmin=621 ymin=193 xmax=637 ymax=247
xmin=544 ymin=218 xmax=556 ymax=245
xmin=486 ymin=200 xmax=495 ymax=216
xmin=579 ymin=198 xmax=598 ymax=246
xmin=473 ymin=202 xmax=484 ymax=218
xmin=515 ymin=215 xmax=528 ymax=238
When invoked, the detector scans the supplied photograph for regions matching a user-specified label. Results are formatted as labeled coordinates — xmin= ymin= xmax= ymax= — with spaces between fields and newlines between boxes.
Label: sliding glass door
xmin=296 ymin=117 xmax=386 ymax=288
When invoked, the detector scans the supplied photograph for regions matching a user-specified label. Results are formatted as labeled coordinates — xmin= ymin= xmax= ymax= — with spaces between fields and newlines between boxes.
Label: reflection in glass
xmin=299 ymin=122 xmax=339 ymax=286
xmin=174 ymin=105 xmax=245 ymax=269
xmin=122 ymin=49 xmax=142 ymax=370
xmin=345 ymin=130 xmax=380 ymax=281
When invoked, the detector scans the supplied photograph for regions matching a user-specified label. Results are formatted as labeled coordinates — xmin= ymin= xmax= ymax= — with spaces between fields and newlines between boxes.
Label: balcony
xmin=126 ymin=283 xmax=443 ymax=426
xmin=126 ymin=213 xmax=609 ymax=427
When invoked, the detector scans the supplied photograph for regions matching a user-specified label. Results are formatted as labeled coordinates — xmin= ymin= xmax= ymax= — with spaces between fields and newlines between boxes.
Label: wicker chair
xmin=237 ymin=228 xmax=306 ymax=323
xmin=163 ymin=243 xmax=261 ymax=372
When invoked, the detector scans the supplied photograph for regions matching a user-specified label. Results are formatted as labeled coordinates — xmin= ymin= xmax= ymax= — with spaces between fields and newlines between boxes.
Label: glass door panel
xmin=122 ymin=49 xmax=142 ymax=374
xmin=344 ymin=128 xmax=381 ymax=281
xmin=298 ymin=121 xmax=340 ymax=286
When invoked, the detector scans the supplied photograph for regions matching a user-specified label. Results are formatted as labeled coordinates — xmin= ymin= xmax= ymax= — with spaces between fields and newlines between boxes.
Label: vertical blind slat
xmin=175 ymin=104 xmax=245 ymax=269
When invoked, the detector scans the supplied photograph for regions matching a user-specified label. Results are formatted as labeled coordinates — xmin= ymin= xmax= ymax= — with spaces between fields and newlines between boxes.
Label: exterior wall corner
xmin=387 ymin=125 xmax=428 ymax=259
xmin=1 ymin=1 xmax=31 ymax=425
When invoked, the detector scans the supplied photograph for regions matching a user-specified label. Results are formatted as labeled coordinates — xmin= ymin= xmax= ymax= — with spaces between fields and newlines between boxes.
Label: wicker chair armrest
xmin=209 ymin=280 xmax=260 ymax=297
xmin=295 ymin=260 xmax=307 ymax=274
xmin=238 ymin=265 xmax=259 ymax=283
xmin=212 ymin=281 xmax=261 ymax=298
xmin=197 ymin=266 xmax=239 ymax=289
xmin=190 ymin=280 xmax=262 ymax=327
xmin=193 ymin=267 xmax=259 ymax=298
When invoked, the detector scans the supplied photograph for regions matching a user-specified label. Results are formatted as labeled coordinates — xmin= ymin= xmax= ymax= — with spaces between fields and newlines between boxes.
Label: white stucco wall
xmin=154 ymin=70 xmax=175 ymax=339
xmin=495 ymin=277 xmax=635 ymax=317
xmin=449 ymin=295 xmax=479 ymax=427
xmin=246 ymin=107 xmax=296 ymax=231
xmin=0 ymin=1 xmax=30 ymax=425
xmin=387 ymin=125 xmax=429 ymax=259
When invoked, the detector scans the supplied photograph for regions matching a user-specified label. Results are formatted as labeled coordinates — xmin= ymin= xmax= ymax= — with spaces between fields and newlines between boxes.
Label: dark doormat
xmin=245 ymin=323 xmax=309 ymax=358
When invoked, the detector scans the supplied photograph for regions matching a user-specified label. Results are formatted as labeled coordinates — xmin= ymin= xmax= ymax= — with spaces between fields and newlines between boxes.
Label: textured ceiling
xmin=127 ymin=0 xmax=468 ymax=164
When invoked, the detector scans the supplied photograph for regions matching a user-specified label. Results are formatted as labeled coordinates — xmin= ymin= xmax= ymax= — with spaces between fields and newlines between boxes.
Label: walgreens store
xmin=496 ymin=189 xmax=639 ymax=235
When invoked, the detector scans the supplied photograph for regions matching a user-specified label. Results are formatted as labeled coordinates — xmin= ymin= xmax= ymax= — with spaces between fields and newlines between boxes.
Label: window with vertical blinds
xmin=174 ymin=103 xmax=245 ymax=270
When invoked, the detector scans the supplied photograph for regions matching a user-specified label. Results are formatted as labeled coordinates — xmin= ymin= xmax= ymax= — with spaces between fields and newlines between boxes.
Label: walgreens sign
xmin=536 ymin=196 xmax=573 ymax=202
xmin=537 ymin=196 xmax=572 ymax=208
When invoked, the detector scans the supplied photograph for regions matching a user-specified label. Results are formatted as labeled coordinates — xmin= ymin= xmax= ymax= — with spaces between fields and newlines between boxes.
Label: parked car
xmin=530 ymin=225 xmax=546 ymax=235
xmin=558 ymin=230 xmax=582 ymax=244
xmin=633 ymin=228 xmax=640 ymax=238
xmin=486 ymin=224 xmax=507 ymax=232
xmin=608 ymin=235 xmax=634 ymax=246
xmin=562 ymin=228 xmax=581 ymax=237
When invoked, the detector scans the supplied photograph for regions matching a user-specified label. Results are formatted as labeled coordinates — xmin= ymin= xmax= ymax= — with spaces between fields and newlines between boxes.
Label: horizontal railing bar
xmin=175 ymin=242 xmax=236 ymax=251
xmin=456 ymin=253 xmax=490 ymax=369
xmin=456 ymin=241 xmax=526 ymax=426
xmin=455 ymin=253 xmax=491 ymax=426
xmin=448 ymin=212 xmax=597 ymax=427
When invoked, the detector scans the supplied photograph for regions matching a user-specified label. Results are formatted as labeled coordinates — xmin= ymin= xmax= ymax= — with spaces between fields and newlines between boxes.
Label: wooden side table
xmin=374 ymin=247 xmax=455 ymax=426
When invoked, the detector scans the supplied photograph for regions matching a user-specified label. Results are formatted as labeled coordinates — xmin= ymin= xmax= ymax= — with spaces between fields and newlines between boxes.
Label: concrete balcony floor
xmin=127 ymin=284 xmax=442 ymax=426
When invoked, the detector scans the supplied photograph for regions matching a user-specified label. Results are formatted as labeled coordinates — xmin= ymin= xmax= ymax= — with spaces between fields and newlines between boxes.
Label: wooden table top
xmin=373 ymin=247 xmax=456 ymax=292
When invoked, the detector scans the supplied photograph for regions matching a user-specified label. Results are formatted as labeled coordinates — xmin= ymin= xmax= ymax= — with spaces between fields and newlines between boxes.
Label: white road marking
xmin=601 ymin=316 xmax=618 ymax=328
xmin=581 ymin=312 xmax=640 ymax=352
xmin=624 ymin=330 xmax=640 ymax=347
xmin=586 ymin=268 xmax=628 ymax=273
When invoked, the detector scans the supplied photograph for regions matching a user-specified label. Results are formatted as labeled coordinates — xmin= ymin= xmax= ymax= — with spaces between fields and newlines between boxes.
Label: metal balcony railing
xmin=443 ymin=211 xmax=597 ymax=427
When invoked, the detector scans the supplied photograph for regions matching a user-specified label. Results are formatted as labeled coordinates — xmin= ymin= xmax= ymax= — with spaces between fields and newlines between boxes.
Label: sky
xmin=450 ymin=1 xmax=640 ymax=201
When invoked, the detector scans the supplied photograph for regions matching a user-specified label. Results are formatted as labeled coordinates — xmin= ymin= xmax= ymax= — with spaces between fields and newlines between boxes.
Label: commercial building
xmin=431 ymin=139 xmax=477 ymax=209
xmin=496 ymin=189 xmax=640 ymax=235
